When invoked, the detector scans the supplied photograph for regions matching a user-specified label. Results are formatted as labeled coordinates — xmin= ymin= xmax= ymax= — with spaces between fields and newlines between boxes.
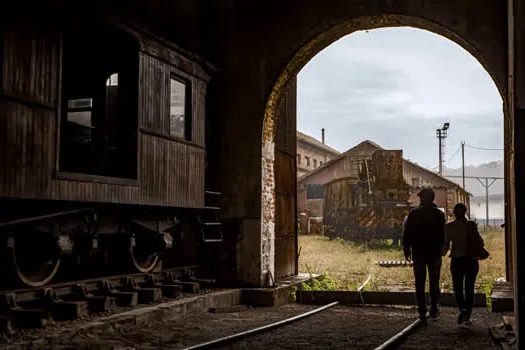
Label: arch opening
xmin=261 ymin=14 xmax=508 ymax=287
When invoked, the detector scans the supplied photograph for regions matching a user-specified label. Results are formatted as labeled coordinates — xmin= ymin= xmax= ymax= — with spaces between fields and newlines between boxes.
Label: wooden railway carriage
xmin=323 ymin=150 xmax=410 ymax=242
xmin=0 ymin=16 xmax=221 ymax=287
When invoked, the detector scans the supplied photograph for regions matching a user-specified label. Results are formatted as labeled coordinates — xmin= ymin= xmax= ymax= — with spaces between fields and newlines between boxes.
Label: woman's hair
xmin=453 ymin=203 xmax=467 ymax=217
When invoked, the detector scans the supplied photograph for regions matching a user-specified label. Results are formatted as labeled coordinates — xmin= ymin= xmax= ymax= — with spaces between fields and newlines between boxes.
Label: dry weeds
xmin=298 ymin=230 xmax=506 ymax=293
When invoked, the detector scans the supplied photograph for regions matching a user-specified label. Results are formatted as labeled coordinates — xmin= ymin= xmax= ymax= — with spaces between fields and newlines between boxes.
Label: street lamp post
xmin=436 ymin=122 xmax=450 ymax=176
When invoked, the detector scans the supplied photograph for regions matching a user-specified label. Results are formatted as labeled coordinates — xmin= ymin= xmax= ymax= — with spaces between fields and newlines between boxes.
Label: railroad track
xmin=377 ymin=260 xmax=413 ymax=267
xmin=0 ymin=265 xmax=215 ymax=332
xmin=180 ymin=301 xmax=428 ymax=350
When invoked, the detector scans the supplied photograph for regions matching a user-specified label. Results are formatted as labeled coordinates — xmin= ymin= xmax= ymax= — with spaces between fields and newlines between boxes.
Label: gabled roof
xmin=297 ymin=140 xmax=381 ymax=182
xmin=403 ymin=158 xmax=472 ymax=194
xmin=297 ymin=139 xmax=470 ymax=194
xmin=297 ymin=131 xmax=340 ymax=155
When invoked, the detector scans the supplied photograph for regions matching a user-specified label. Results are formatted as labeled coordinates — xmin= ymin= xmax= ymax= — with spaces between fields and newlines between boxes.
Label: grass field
xmin=298 ymin=231 xmax=506 ymax=294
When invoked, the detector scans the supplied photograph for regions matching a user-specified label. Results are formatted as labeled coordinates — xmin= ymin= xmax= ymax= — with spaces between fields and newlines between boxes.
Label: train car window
xmin=105 ymin=73 xmax=119 ymax=149
xmin=170 ymin=77 xmax=190 ymax=140
xmin=59 ymin=24 xmax=139 ymax=180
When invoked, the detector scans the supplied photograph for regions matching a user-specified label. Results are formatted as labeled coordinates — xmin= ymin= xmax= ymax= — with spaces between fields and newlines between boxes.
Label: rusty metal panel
xmin=371 ymin=150 xmax=404 ymax=187
xmin=324 ymin=151 xmax=410 ymax=242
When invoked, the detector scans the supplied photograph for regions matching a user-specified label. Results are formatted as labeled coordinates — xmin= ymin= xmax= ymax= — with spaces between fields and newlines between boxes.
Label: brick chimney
xmin=321 ymin=128 xmax=325 ymax=144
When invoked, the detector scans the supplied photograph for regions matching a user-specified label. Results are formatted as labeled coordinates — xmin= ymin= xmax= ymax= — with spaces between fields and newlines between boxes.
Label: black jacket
xmin=403 ymin=204 xmax=446 ymax=262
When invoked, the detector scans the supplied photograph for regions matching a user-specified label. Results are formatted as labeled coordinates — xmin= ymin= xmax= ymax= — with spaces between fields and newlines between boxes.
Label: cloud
xmin=297 ymin=27 xmax=503 ymax=169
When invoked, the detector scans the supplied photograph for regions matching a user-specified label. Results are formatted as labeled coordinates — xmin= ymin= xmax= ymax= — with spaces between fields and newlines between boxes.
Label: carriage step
xmin=205 ymin=191 xmax=222 ymax=196
xmin=204 ymin=206 xmax=221 ymax=211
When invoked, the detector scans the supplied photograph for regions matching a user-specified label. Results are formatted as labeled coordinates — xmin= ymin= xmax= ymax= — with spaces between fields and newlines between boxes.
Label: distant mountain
xmin=442 ymin=160 xmax=504 ymax=197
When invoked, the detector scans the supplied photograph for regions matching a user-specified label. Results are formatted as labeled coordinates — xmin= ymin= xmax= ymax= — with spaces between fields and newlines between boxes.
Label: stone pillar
xmin=510 ymin=0 xmax=525 ymax=346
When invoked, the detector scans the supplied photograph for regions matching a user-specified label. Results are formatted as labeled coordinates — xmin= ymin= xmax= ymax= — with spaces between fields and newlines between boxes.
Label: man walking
xmin=403 ymin=188 xmax=446 ymax=321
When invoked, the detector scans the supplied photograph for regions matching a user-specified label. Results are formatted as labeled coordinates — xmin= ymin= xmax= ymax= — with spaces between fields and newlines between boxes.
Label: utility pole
xmin=436 ymin=123 xmax=450 ymax=176
xmin=461 ymin=141 xmax=465 ymax=190
xmin=475 ymin=177 xmax=498 ymax=230
xmin=443 ymin=175 xmax=502 ymax=230
xmin=438 ymin=135 xmax=442 ymax=176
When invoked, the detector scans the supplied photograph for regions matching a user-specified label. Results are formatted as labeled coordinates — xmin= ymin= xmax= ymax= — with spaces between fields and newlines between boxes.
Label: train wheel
xmin=9 ymin=231 xmax=61 ymax=287
xmin=130 ymin=247 xmax=160 ymax=273
xmin=129 ymin=231 xmax=162 ymax=273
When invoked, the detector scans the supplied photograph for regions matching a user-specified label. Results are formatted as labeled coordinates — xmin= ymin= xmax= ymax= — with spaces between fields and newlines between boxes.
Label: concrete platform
xmin=242 ymin=273 xmax=321 ymax=307
xmin=491 ymin=280 xmax=514 ymax=312
xmin=297 ymin=290 xmax=487 ymax=307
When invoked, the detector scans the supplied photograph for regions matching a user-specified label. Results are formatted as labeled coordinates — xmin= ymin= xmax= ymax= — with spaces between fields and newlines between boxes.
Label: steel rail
xmin=357 ymin=274 xmax=372 ymax=293
xmin=357 ymin=274 xmax=372 ymax=304
xmin=182 ymin=301 xmax=340 ymax=350
xmin=374 ymin=316 xmax=427 ymax=350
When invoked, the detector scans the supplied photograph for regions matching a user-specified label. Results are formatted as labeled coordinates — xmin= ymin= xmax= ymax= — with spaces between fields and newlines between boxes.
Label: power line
xmin=465 ymin=144 xmax=504 ymax=151
xmin=446 ymin=145 xmax=462 ymax=163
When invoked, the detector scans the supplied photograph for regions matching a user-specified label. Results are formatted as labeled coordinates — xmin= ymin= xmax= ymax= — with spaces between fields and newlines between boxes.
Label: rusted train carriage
xmin=0 ymin=16 xmax=222 ymax=288
xmin=323 ymin=150 xmax=410 ymax=242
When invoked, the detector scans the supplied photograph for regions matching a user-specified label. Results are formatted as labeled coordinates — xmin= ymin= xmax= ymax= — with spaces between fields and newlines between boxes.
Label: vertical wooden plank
xmin=0 ymin=102 xmax=5 ymax=196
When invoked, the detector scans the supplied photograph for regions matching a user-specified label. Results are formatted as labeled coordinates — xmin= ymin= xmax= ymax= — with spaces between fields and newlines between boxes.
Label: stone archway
xmin=261 ymin=14 xmax=509 ymax=286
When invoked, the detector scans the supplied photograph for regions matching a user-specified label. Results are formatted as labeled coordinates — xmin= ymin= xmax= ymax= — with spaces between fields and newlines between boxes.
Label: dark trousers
xmin=450 ymin=257 xmax=479 ymax=318
xmin=413 ymin=257 xmax=442 ymax=316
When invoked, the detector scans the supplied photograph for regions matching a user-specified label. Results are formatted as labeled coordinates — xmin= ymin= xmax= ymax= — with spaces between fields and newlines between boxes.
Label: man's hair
xmin=418 ymin=188 xmax=435 ymax=202
xmin=453 ymin=203 xmax=467 ymax=217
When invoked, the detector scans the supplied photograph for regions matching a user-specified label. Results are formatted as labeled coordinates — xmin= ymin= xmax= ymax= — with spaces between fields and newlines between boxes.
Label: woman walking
xmin=443 ymin=203 xmax=486 ymax=327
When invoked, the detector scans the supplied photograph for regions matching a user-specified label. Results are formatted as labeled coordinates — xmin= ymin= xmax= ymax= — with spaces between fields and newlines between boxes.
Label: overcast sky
xmin=297 ymin=27 xmax=504 ymax=170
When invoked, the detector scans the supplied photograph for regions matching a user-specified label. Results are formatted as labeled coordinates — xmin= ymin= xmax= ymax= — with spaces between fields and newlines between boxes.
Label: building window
xmin=59 ymin=24 xmax=139 ymax=179
xmin=313 ymin=159 xmax=318 ymax=168
xmin=170 ymin=77 xmax=191 ymax=140
xmin=306 ymin=184 xmax=324 ymax=199
xmin=320 ymin=161 xmax=323 ymax=166
xmin=305 ymin=156 xmax=310 ymax=167
xmin=297 ymin=154 xmax=301 ymax=165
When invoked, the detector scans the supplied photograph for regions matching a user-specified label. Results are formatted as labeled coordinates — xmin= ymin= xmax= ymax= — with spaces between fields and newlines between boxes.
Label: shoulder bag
xmin=467 ymin=220 xmax=489 ymax=260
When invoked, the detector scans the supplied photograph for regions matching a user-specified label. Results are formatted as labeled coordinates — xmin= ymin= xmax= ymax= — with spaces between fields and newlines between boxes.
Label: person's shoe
xmin=462 ymin=319 xmax=473 ymax=328
xmin=418 ymin=313 xmax=428 ymax=323
xmin=457 ymin=309 xmax=468 ymax=326
xmin=429 ymin=308 xmax=440 ymax=321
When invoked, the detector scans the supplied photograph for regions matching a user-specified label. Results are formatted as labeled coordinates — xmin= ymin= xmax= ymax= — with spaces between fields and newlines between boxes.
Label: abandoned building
xmin=297 ymin=130 xmax=340 ymax=177
xmin=298 ymin=140 xmax=471 ymax=234
xmin=3 ymin=0 xmax=525 ymax=346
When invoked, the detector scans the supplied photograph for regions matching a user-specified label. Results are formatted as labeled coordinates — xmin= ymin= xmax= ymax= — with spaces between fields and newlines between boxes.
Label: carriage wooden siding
xmin=0 ymin=21 xmax=208 ymax=208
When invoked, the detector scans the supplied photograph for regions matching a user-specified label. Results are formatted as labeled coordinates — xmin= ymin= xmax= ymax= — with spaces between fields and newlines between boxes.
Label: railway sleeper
xmin=164 ymin=272 xmax=200 ymax=294
xmin=94 ymin=280 xmax=138 ymax=307
xmin=0 ymin=293 xmax=44 ymax=329
xmin=143 ymin=274 xmax=182 ymax=299
xmin=70 ymin=284 xmax=116 ymax=313
xmin=0 ymin=266 xmax=207 ymax=331
xmin=121 ymin=277 xmax=162 ymax=304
